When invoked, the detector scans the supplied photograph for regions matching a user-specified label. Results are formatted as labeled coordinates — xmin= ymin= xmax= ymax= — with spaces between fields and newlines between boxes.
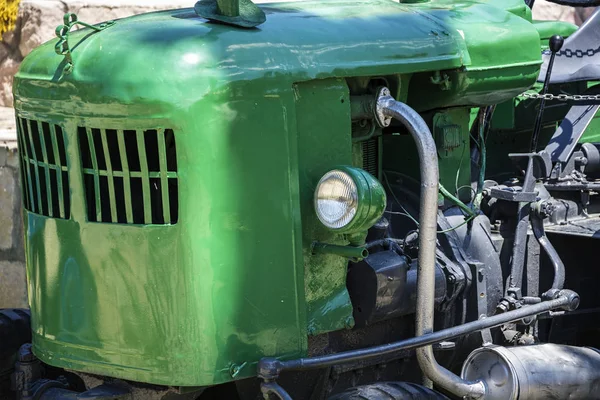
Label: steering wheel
xmin=541 ymin=0 xmax=600 ymax=6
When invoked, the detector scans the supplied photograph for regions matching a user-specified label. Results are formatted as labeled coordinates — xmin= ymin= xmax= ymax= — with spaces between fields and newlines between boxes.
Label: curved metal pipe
xmin=375 ymin=88 xmax=486 ymax=399
xmin=531 ymin=215 xmax=565 ymax=291
xmin=261 ymin=382 xmax=293 ymax=400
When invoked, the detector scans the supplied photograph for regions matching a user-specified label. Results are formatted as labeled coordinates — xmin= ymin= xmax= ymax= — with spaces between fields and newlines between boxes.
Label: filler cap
xmin=195 ymin=0 xmax=266 ymax=28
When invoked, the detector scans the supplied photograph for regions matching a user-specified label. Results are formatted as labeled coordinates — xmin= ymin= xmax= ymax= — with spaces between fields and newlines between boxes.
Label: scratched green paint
xmin=294 ymin=79 xmax=355 ymax=335
xmin=14 ymin=0 xmax=542 ymax=387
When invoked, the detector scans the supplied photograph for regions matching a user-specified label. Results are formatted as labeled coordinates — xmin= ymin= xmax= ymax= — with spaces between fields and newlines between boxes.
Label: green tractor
xmin=3 ymin=0 xmax=600 ymax=398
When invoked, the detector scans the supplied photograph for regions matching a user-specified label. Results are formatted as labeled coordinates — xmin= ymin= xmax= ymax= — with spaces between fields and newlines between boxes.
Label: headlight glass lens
xmin=314 ymin=170 xmax=358 ymax=229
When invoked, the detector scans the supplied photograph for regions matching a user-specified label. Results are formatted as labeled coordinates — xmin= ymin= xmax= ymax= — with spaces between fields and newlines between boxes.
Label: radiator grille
xmin=362 ymin=137 xmax=379 ymax=178
xmin=78 ymin=128 xmax=178 ymax=225
xmin=16 ymin=118 xmax=71 ymax=219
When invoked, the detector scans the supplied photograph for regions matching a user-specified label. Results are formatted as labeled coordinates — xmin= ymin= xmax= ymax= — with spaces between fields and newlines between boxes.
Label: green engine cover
xmin=13 ymin=0 xmax=541 ymax=387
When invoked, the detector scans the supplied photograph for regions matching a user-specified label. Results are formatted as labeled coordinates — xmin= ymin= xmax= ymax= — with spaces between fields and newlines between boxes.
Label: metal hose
xmin=374 ymin=88 xmax=486 ymax=399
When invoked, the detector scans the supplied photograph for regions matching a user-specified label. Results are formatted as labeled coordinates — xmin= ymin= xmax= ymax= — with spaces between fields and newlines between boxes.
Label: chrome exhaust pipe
xmin=374 ymin=88 xmax=486 ymax=399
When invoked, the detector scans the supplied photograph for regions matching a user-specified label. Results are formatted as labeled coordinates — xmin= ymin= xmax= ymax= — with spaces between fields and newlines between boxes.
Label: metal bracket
xmin=55 ymin=13 xmax=115 ymax=74
xmin=472 ymin=262 xmax=494 ymax=345
xmin=489 ymin=187 xmax=538 ymax=203
xmin=509 ymin=151 xmax=553 ymax=179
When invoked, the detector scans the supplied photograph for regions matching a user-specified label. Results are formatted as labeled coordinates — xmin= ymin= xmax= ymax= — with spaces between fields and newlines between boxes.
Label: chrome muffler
xmin=461 ymin=343 xmax=600 ymax=399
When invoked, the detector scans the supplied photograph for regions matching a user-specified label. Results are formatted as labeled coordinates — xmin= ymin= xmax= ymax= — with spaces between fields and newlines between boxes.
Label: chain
xmin=542 ymin=45 xmax=600 ymax=58
xmin=520 ymin=92 xmax=600 ymax=102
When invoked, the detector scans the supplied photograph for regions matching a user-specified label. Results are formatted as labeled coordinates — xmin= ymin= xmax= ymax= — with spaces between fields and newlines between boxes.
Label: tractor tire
xmin=328 ymin=382 xmax=449 ymax=400
xmin=0 ymin=309 xmax=31 ymax=395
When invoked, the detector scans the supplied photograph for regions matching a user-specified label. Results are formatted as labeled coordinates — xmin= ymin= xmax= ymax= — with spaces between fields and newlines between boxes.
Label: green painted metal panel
xmin=433 ymin=109 xmax=471 ymax=202
xmin=294 ymin=79 xmax=355 ymax=335
xmin=13 ymin=0 xmax=544 ymax=387
xmin=534 ymin=20 xmax=578 ymax=49
xmin=22 ymin=90 xmax=306 ymax=386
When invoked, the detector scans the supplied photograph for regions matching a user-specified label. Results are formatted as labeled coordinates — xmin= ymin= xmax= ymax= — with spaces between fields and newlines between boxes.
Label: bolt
xmin=539 ymin=200 xmax=556 ymax=217
xmin=558 ymin=289 xmax=580 ymax=311
xmin=520 ymin=316 xmax=535 ymax=326
xmin=257 ymin=358 xmax=282 ymax=381
xmin=18 ymin=344 xmax=36 ymax=363
xmin=496 ymin=300 xmax=510 ymax=314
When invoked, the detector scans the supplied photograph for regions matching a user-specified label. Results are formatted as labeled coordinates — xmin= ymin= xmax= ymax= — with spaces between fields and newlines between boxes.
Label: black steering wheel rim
xmin=541 ymin=0 xmax=600 ymax=6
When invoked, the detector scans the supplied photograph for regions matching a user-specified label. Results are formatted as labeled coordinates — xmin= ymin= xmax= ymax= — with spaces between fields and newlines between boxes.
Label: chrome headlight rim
xmin=314 ymin=169 xmax=359 ymax=230
xmin=314 ymin=166 xmax=386 ymax=233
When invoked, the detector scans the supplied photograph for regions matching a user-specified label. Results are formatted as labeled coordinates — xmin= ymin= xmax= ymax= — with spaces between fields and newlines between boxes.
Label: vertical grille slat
xmin=157 ymin=129 xmax=171 ymax=224
xmin=26 ymin=120 xmax=44 ymax=213
xmin=17 ymin=118 xmax=35 ymax=212
xmin=100 ymin=129 xmax=118 ymax=223
xmin=15 ymin=122 xmax=27 ymax=210
xmin=16 ymin=117 xmax=70 ymax=219
xmin=37 ymin=121 xmax=53 ymax=217
xmin=49 ymin=124 xmax=66 ymax=219
xmin=117 ymin=130 xmax=134 ymax=224
xmin=136 ymin=130 xmax=153 ymax=225
xmin=85 ymin=127 xmax=102 ymax=222
xmin=57 ymin=126 xmax=70 ymax=217
xmin=79 ymin=126 xmax=178 ymax=225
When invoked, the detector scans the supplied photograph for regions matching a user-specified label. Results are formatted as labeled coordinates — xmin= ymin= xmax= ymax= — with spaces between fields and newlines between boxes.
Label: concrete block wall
xmin=0 ymin=143 xmax=26 ymax=308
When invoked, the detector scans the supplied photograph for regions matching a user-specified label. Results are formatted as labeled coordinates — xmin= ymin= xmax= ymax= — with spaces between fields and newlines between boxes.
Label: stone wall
xmin=1 ymin=0 xmax=192 ymax=108
xmin=0 ymin=133 xmax=25 ymax=308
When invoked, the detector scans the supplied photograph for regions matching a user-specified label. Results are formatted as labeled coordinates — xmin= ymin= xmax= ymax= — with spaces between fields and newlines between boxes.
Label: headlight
xmin=314 ymin=170 xmax=358 ymax=229
xmin=314 ymin=167 xmax=386 ymax=233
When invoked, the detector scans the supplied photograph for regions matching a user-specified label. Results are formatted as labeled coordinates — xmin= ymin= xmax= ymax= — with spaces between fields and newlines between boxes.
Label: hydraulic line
xmin=257 ymin=291 xmax=578 ymax=390
xmin=470 ymin=105 xmax=495 ymax=199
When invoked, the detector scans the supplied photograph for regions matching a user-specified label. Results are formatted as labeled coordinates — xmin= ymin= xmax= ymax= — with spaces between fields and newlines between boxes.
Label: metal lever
xmin=530 ymin=35 xmax=564 ymax=152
